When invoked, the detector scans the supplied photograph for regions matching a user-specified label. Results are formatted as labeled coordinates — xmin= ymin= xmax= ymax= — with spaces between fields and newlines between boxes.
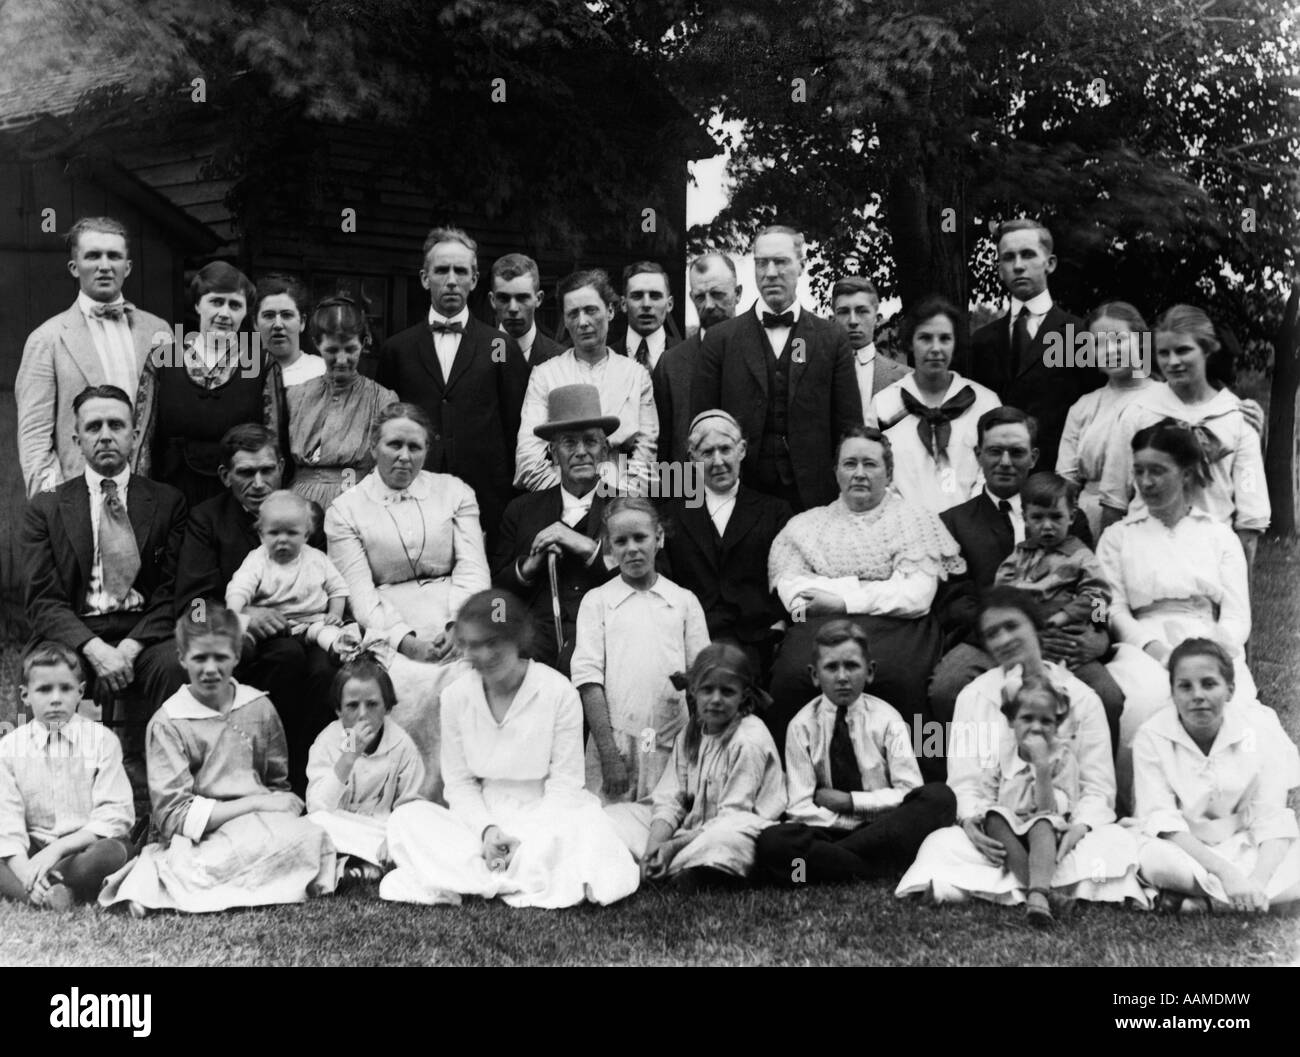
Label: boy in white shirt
xmin=754 ymin=620 xmax=955 ymax=884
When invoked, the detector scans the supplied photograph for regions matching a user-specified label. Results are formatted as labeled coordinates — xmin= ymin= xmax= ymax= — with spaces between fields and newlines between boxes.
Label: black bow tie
xmin=761 ymin=310 xmax=795 ymax=329
xmin=430 ymin=320 xmax=464 ymax=335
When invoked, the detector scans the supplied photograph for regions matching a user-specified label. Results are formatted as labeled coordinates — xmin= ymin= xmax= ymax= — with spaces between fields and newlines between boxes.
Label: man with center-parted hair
xmin=15 ymin=216 xmax=173 ymax=498
xmin=490 ymin=252 xmax=564 ymax=368
xmin=653 ymin=251 xmax=743 ymax=465
xmin=377 ymin=226 xmax=530 ymax=547
xmin=965 ymin=219 xmax=1099 ymax=474
xmin=690 ymin=224 xmax=865 ymax=512
xmin=20 ymin=384 xmax=188 ymax=806
xmin=171 ymin=423 xmax=337 ymax=792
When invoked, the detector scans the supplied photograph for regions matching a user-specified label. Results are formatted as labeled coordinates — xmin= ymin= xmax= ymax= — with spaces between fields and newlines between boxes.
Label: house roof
xmin=0 ymin=0 xmax=184 ymax=130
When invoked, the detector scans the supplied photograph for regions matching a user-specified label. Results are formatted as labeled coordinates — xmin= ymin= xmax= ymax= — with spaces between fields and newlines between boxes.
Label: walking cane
xmin=546 ymin=550 xmax=565 ymax=656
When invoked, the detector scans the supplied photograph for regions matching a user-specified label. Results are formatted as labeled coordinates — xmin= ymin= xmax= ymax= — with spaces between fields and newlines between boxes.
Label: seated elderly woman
xmin=661 ymin=409 xmax=793 ymax=679
xmin=766 ymin=426 xmax=965 ymax=773
xmin=140 ymin=261 xmax=287 ymax=508
xmin=1098 ymin=422 xmax=1259 ymax=808
xmin=897 ymin=587 xmax=1145 ymax=910
xmin=380 ymin=589 xmax=640 ymax=908
xmin=1131 ymin=639 xmax=1300 ymax=914
xmin=324 ymin=402 xmax=491 ymax=793
xmin=286 ymin=296 xmax=398 ymax=510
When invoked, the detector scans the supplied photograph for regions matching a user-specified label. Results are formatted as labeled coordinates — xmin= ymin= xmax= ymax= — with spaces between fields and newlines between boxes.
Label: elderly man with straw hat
xmin=491 ymin=384 xmax=624 ymax=674
xmin=660 ymin=409 xmax=793 ymax=682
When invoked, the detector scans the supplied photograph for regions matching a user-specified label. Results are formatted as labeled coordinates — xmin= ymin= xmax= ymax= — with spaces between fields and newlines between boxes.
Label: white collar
xmin=77 ymin=290 xmax=127 ymax=317
xmin=854 ymin=342 xmax=877 ymax=366
xmin=705 ymin=483 xmax=739 ymax=511
xmin=814 ymin=692 xmax=875 ymax=716
xmin=1144 ymin=701 xmax=1253 ymax=757
xmin=755 ymin=300 xmax=802 ymax=324
xmin=85 ymin=464 xmax=131 ymax=495
xmin=1122 ymin=504 xmax=1214 ymax=528
xmin=428 ymin=306 xmax=470 ymax=328
xmin=1009 ymin=290 xmax=1053 ymax=319
xmin=164 ymin=681 xmax=264 ymax=720
xmin=560 ymin=484 xmax=596 ymax=511
xmin=504 ymin=322 xmax=537 ymax=351
xmin=362 ymin=469 xmax=431 ymax=504
xmin=625 ymin=327 xmax=666 ymax=353
xmin=985 ymin=487 xmax=1021 ymax=514
xmin=902 ymin=369 xmax=968 ymax=403
xmin=607 ymin=574 xmax=669 ymax=606
xmin=25 ymin=713 xmax=89 ymax=750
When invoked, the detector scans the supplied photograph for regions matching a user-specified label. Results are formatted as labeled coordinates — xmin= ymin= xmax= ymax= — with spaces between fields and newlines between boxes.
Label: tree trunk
xmin=1265 ymin=284 xmax=1300 ymax=540
xmin=885 ymin=147 xmax=970 ymax=310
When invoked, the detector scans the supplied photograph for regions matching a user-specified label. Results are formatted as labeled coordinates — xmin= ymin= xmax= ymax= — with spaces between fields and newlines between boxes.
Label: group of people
xmin=3 ymin=215 xmax=1297 ymax=926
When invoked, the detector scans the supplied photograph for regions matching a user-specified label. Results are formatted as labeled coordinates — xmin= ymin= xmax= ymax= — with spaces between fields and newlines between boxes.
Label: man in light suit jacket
xmin=832 ymin=275 xmax=910 ymax=410
xmin=690 ymin=226 xmax=865 ymax=511
xmin=653 ymin=251 xmax=743 ymax=465
xmin=22 ymin=385 xmax=187 ymax=806
xmin=964 ymin=219 xmax=1100 ymax=474
xmin=377 ymin=226 xmax=530 ymax=547
xmin=16 ymin=217 xmax=172 ymax=497
xmin=490 ymin=252 xmax=564 ymax=368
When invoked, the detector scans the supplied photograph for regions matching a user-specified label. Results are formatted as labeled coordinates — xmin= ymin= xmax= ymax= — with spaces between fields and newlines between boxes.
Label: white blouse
xmin=1098 ymin=383 xmax=1269 ymax=532
xmin=871 ymin=371 xmax=1001 ymax=514
xmin=947 ymin=662 xmax=1116 ymax=830
xmin=1056 ymin=380 xmax=1155 ymax=485
xmin=1095 ymin=507 xmax=1250 ymax=654
xmin=439 ymin=661 xmax=590 ymax=839
xmin=324 ymin=470 xmax=490 ymax=648
xmin=1132 ymin=702 xmax=1300 ymax=846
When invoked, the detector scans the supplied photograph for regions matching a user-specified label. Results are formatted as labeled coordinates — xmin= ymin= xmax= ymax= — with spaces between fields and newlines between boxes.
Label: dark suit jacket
xmin=653 ymin=333 xmax=702 ymax=466
xmin=528 ymin=331 xmax=565 ymax=369
xmin=22 ymin=474 xmax=188 ymax=650
xmin=491 ymin=487 xmax=620 ymax=672
xmin=172 ymin=491 xmax=262 ymax=616
xmin=377 ymin=315 xmax=529 ymax=539
xmin=661 ymin=486 xmax=792 ymax=644
xmin=690 ymin=309 xmax=864 ymax=509
xmin=967 ymin=303 xmax=1100 ymax=474
xmin=937 ymin=491 xmax=1093 ymax=647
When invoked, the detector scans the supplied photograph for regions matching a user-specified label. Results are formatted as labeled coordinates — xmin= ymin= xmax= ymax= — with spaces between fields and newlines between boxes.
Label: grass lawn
xmin=2 ymin=541 xmax=1298 ymax=967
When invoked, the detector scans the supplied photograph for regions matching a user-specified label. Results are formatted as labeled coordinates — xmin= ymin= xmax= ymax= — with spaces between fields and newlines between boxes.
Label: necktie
xmin=91 ymin=301 xmax=132 ymax=322
xmin=1011 ymin=306 xmax=1033 ymax=371
xmin=429 ymin=320 xmax=464 ymax=335
xmin=762 ymin=310 xmax=795 ymax=329
xmin=997 ymin=498 xmax=1014 ymax=532
xmin=899 ymin=385 xmax=978 ymax=459
xmin=634 ymin=338 xmax=650 ymax=367
xmin=829 ymin=705 xmax=863 ymax=793
xmin=99 ymin=480 xmax=141 ymax=602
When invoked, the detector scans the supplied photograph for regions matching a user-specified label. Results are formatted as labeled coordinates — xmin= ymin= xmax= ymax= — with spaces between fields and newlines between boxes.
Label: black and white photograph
xmin=0 ymin=0 xmax=1298 ymax=996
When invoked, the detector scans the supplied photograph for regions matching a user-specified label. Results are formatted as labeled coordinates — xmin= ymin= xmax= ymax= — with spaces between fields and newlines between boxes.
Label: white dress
xmin=325 ymin=469 xmax=490 ymax=800
xmin=1056 ymin=380 xmax=1155 ymax=540
xmin=1097 ymin=507 xmax=1257 ymax=808
xmin=871 ymin=371 xmax=1001 ymax=514
xmin=896 ymin=663 xmax=1147 ymax=906
xmin=569 ymin=574 xmax=711 ymax=804
xmin=1131 ymin=703 xmax=1300 ymax=905
xmin=305 ymin=717 xmax=426 ymax=868
xmin=1098 ymin=383 xmax=1269 ymax=532
xmin=379 ymin=662 xmax=640 ymax=909
xmin=605 ymin=714 xmax=786 ymax=877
